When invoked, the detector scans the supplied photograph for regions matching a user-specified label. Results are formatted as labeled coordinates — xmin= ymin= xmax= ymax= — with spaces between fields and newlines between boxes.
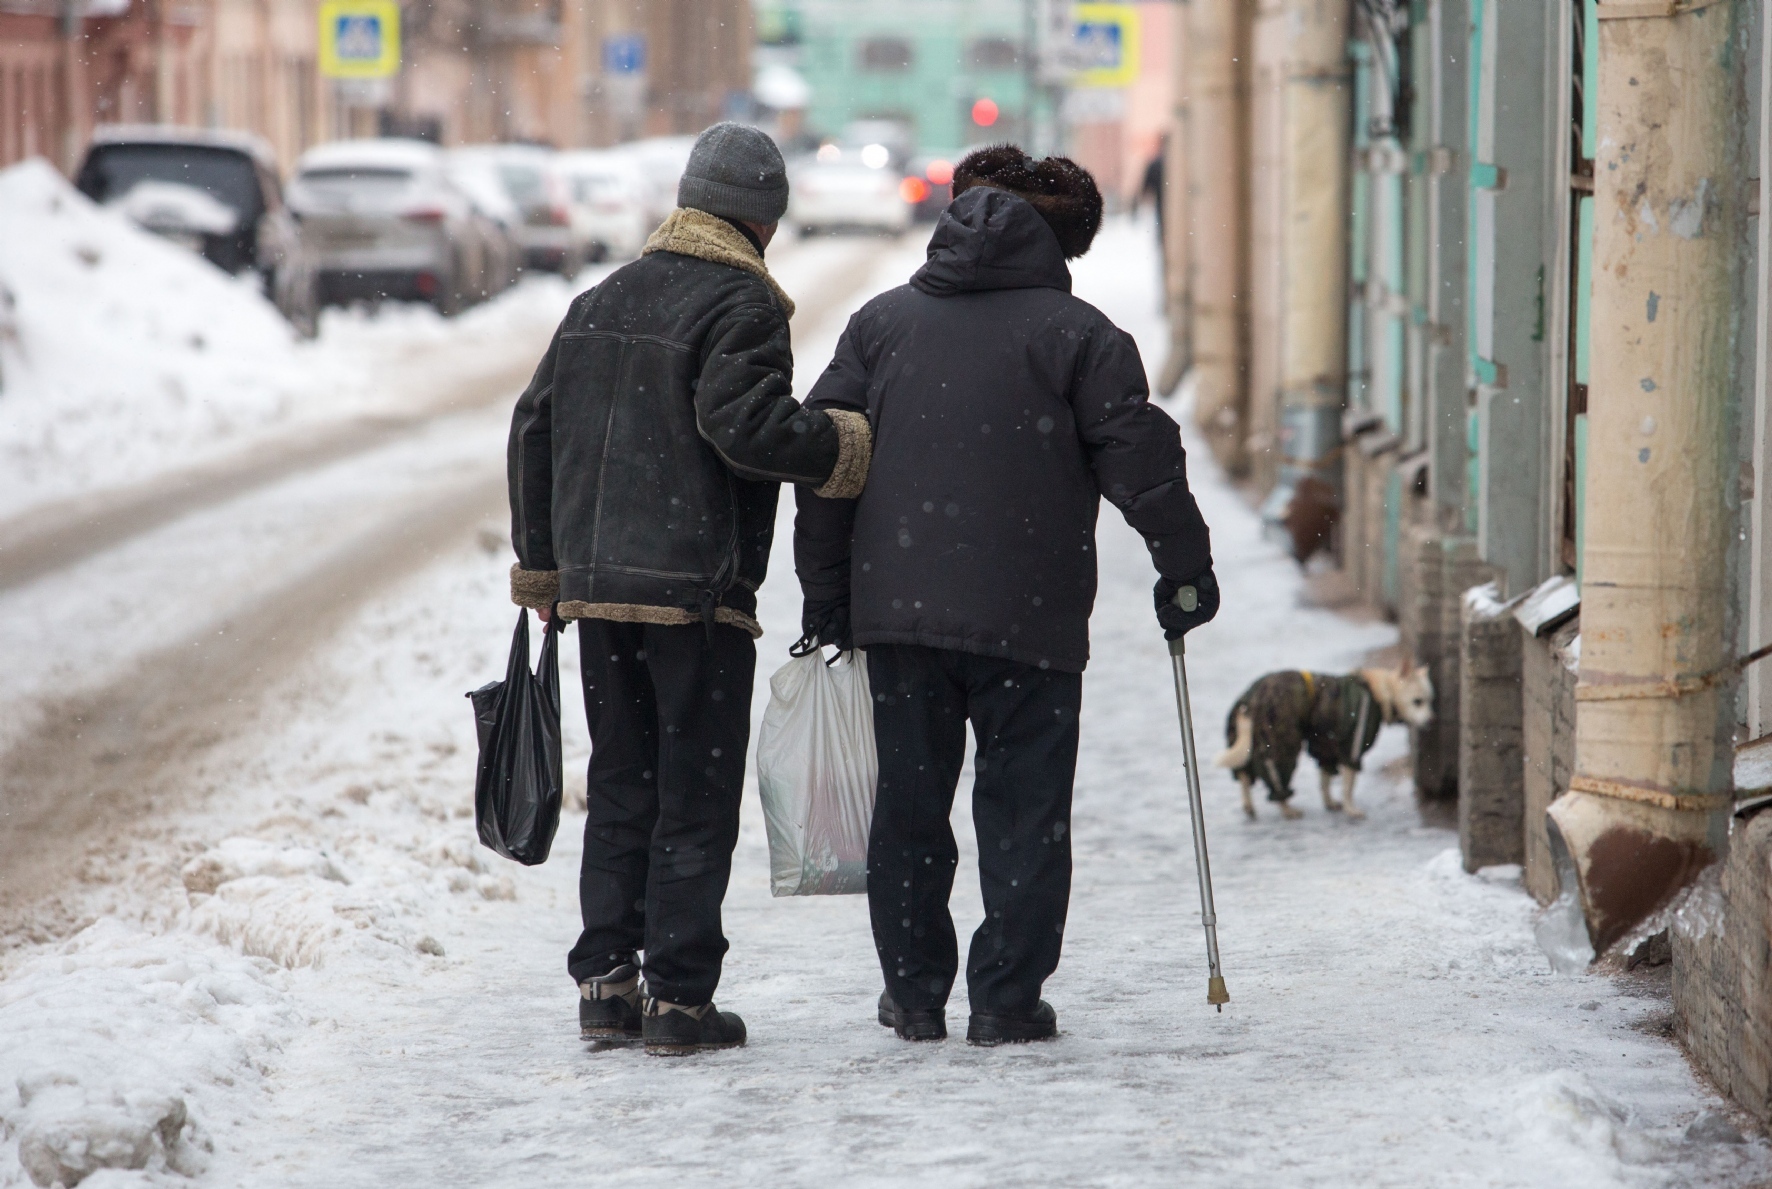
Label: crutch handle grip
xmin=1172 ymin=585 xmax=1199 ymax=612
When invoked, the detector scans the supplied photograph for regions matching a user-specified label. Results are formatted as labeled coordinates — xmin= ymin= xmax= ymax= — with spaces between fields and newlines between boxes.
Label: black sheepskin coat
xmin=792 ymin=186 xmax=1213 ymax=673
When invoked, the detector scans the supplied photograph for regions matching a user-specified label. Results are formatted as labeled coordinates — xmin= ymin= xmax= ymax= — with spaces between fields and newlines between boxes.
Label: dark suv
xmin=76 ymin=126 xmax=317 ymax=336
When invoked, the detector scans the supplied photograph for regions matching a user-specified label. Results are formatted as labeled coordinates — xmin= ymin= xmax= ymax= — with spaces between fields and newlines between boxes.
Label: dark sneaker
xmin=966 ymin=1000 xmax=1058 ymax=1046
xmin=641 ymin=998 xmax=747 ymax=1056
xmin=877 ymin=990 xmax=946 ymax=1041
xmin=578 ymin=963 xmax=642 ymax=1042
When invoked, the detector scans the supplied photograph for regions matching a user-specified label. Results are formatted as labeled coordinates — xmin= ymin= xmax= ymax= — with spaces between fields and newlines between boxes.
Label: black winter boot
xmin=966 ymin=1000 xmax=1058 ymax=1046
xmin=877 ymin=990 xmax=946 ymax=1041
xmin=641 ymin=998 xmax=746 ymax=1056
xmin=578 ymin=963 xmax=642 ymax=1042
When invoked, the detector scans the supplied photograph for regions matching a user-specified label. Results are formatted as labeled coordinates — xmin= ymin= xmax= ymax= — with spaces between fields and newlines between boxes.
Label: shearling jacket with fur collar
xmin=508 ymin=207 xmax=871 ymax=636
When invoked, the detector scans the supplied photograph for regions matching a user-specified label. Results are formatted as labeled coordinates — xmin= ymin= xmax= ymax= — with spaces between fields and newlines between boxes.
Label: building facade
xmin=1164 ymin=0 xmax=1772 ymax=1130
xmin=1 ymin=0 xmax=751 ymax=176
xmin=753 ymin=0 xmax=1041 ymax=155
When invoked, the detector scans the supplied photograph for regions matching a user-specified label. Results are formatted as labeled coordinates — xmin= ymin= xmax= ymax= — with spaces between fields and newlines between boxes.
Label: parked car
xmin=75 ymin=125 xmax=317 ymax=336
xmin=614 ymin=135 xmax=697 ymax=229
xmin=839 ymin=119 xmax=913 ymax=171
xmin=443 ymin=151 xmax=525 ymax=299
xmin=286 ymin=138 xmax=483 ymax=315
xmin=788 ymin=145 xmax=912 ymax=236
xmin=448 ymin=145 xmax=588 ymax=276
xmin=556 ymin=149 xmax=649 ymax=261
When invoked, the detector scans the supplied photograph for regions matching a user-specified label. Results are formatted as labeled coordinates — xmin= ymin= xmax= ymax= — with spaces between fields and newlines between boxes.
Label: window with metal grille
xmin=859 ymin=37 xmax=914 ymax=72
xmin=968 ymin=38 xmax=1020 ymax=70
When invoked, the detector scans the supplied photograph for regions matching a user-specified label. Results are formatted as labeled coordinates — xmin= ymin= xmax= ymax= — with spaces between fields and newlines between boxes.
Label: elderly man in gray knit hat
xmin=508 ymin=122 xmax=870 ymax=1055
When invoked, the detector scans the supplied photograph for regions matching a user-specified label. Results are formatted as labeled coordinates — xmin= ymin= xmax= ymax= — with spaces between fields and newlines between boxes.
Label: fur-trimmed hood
xmin=643 ymin=207 xmax=796 ymax=318
xmin=950 ymin=144 xmax=1103 ymax=259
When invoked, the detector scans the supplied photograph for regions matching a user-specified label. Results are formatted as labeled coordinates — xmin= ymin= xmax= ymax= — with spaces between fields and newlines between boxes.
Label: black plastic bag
xmin=467 ymin=610 xmax=562 ymax=865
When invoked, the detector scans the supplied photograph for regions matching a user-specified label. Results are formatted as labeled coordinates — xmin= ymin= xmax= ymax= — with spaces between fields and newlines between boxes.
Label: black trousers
xmin=866 ymin=644 xmax=1081 ymax=1014
xmin=567 ymin=619 xmax=755 ymax=1006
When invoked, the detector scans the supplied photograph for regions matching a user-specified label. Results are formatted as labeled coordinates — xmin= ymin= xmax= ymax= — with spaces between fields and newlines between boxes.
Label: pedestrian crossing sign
xmin=319 ymin=0 xmax=401 ymax=79
xmin=1069 ymin=3 xmax=1140 ymax=89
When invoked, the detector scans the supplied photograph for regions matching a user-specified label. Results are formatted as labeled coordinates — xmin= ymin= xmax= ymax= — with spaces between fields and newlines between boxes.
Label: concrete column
xmin=1551 ymin=0 xmax=1745 ymax=955
xmin=1187 ymin=0 xmax=1253 ymax=473
xmin=1253 ymin=0 xmax=1351 ymax=506
xmin=1158 ymin=1 xmax=1193 ymax=398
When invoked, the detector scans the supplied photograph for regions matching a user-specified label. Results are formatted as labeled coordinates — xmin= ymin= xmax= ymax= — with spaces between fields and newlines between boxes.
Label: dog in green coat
xmin=1213 ymin=662 xmax=1434 ymax=821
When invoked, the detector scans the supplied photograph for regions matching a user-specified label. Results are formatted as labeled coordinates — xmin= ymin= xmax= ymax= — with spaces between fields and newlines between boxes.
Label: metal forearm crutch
xmin=1171 ymin=584 xmax=1230 ymax=1010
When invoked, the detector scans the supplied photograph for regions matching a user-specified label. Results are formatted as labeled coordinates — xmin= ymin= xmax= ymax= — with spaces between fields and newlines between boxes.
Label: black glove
xmin=1155 ymin=568 xmax=1220 ymax=640
xmin=799 ymin=596 xmax=853 ymax=653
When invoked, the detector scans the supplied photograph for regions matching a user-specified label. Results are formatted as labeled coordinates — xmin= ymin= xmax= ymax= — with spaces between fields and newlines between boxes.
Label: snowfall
xmin=0 ymin=156 xmax=1768 ymax=1189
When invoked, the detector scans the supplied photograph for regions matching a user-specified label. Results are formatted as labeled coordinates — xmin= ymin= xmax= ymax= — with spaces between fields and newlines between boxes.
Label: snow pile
xmin=0 ymin=921 xmax=298 ymax=1187
xmin=183 ymin=831 xmax=512 ymax=970
xmin=0 ymin=159 xmax=323 ymax=514
xmin=0 ymin=158 xmax=592 ymax=522
xmin=1511 ymin=1071 xmax=1664 ymax=1186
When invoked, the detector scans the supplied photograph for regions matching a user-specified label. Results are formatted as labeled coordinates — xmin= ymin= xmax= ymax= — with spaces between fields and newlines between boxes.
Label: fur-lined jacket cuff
xmin=813 ymin=409 xmax=872 ymax=499
xmin=510 ymin=564 xmax=559 ymax=608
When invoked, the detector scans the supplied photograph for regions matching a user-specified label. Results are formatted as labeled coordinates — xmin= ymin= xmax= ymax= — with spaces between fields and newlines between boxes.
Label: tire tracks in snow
xmin=0 ymin=360 xmax=534 ymax=594
xmin=0 ymin=234 xmax=903 ymax=945
xmin=0 ymin=470 xmax=506 ymax=944
xmin=0 ymin=236 xmax=892 ymax=594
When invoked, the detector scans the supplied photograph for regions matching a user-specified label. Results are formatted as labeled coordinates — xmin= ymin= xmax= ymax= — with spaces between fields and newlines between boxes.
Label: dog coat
xmin=1226 ymin=671 xmax=1384 ymax=802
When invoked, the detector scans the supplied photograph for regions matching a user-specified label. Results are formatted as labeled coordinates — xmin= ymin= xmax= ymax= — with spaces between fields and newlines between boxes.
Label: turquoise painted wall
xmin=757 ymin=0 xmax=1034 ymax=155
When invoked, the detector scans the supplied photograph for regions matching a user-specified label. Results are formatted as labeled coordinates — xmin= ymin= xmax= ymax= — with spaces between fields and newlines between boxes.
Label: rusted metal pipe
xmin=1549 ymin=0 xmax=1745 ymax=956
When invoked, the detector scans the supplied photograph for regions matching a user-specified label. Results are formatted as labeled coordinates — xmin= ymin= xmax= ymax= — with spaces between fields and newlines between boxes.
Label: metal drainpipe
xmin=1547 ymin=0 xmax=1743 ymax=956
xmin=1258 ymin=0 xmax=1352 ymax=536
xmin=1187 ymin=0 xmax=1254 ymax=475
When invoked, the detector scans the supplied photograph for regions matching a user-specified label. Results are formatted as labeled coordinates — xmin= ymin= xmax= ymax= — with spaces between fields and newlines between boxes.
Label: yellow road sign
xmin=1071 ymin=3 xmax=1141 ymax=89
xmin=319 ymin=0 xmax=401 ymax=80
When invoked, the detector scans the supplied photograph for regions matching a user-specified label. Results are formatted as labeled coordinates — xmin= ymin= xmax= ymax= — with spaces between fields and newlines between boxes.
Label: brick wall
xmin=1673 ymin=813 xmax=1772 ymax=1127
xmin=1459 ymin=584 xmax=1524 ymax=870
xmin=1398 ymin=525 xmax=1487 ymax=801
xmin=1521 ymin=617 xmax=1579 ymax=904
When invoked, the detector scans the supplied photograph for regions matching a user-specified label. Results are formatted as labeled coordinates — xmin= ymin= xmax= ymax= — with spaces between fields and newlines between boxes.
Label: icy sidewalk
xmin=2 ymin=220 xmax=1767 ymax=1188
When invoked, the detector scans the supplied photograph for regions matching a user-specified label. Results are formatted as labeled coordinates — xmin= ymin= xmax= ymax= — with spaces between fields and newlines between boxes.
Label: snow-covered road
xmin=2 ymin=217 xmax=1768 ymax=1188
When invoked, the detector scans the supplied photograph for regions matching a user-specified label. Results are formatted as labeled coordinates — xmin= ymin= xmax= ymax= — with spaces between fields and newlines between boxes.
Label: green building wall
xmin=757 ymin=0 xmax=1037 ymax=156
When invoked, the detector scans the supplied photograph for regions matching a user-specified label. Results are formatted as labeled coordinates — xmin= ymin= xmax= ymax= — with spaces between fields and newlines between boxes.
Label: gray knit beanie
xmin=677 ymin=122 xmax=789 ymax=224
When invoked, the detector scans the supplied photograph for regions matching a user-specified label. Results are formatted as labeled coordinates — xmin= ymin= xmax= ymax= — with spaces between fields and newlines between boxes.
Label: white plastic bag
xmin=755 ymin=648 xmax=877 ymax=896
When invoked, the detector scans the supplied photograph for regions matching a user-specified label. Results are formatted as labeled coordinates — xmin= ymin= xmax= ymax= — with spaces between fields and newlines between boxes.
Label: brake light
xmin=415 ymin=271 xmax=438 ymax=296
xmin=900 ymin=176 xmax=930 ymax=204
xmin=926 ymin=159 xmax=954 ymax=186
xmin=549 ymin=204 xmax=571 ymax=226
xmin=403 ymin=207 xmax=446 ymax=224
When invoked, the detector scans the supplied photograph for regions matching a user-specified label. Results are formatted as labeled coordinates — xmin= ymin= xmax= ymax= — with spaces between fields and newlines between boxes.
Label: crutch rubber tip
xmin=1207 ymin=976 xmax=1229 ymax=1008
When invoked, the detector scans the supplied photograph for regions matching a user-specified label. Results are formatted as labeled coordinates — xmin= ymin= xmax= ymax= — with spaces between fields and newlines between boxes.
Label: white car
xmin=788 ymin=146 xmax=911 ymax=236
xmin=286 ymin=138 xmax=483 ymax=314
xmin=614 ymin=136 xmax=697 ymax=229
xmin=557 ymin=150 xmax=650 ymax=261
xmin=448 ymin=145 xmax=589 ymax=276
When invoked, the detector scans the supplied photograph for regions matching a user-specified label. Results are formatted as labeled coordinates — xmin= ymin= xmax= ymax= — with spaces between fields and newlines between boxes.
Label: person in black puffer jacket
xmin=794 ymin=145 xmax=1216 ymax=1046
xmin=508 ymin=122 xmax=870 ymax=1055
